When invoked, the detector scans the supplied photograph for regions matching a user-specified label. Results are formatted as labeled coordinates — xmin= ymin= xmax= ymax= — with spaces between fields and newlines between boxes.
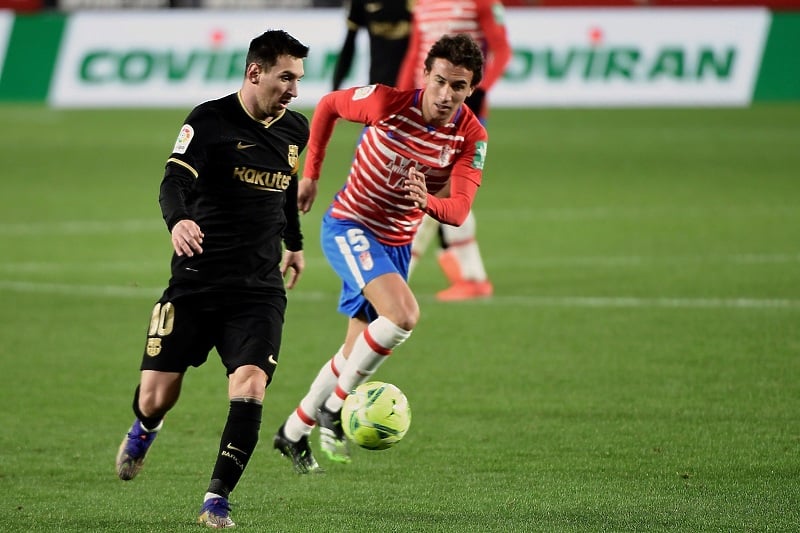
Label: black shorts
xmin=139 ymin=289 xmax=286 ymax=385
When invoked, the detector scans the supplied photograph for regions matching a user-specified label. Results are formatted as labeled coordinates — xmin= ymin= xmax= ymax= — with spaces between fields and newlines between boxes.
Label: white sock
xmin=409 ymin=215 xmax=440 ymax=279
xmin=204 ymin=492 xmax=224 ymax=502
xmin=441 ymin=210 xmax=488 ymax=282
xmin=283 ymin=348 xmax=347 ymax=442
xmin=323 ymin=316 xmax=411 ymax=413
xmin=139 ymin=419 xmax=163 ymax=433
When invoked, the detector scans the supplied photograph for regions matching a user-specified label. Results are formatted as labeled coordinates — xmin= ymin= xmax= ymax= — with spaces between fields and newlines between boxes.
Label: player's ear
xmin=246 ymin=63 xmax=261 ymax=84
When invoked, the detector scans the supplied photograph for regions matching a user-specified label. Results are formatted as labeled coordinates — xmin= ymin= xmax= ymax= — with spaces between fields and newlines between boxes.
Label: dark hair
xmin=246 ymin=30 xmax=309 ymax=70
xmin=424 ymin=33 xmax=485 ymax=87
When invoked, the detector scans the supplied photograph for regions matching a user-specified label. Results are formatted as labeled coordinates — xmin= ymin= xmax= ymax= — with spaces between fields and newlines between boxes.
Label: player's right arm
xmin=160 ymin=169 xmax=204 ymax=257
xmin=297 ymin=177 xmax=317 ymax=214
xmin=302 ymin=84 xmax=391 ymax=181
xmin=159 ymin=105 xmax=215 ymax=256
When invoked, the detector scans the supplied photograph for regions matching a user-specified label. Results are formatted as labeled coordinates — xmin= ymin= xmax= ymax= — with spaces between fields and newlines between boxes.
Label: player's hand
xmin=297 ymin=177 xmax=318 ymax=214
xmin=281 ymin=249 xmax=304 ymax=289
xmin=171 ymin=219 xmax=204 ymax=257
xmin=404 ymin=167 xmax=428 ymax=209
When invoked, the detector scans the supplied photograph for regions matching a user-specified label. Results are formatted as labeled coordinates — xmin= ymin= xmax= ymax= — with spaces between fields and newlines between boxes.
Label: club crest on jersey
xmin=353 ymin=85 xmax=377 ymax=101
xmin=472 ymin=141 xmax=487 ymax=170
xmin=359 ymin=251 xmax=374 ymax=271
xmin=440 ymin=145 xmax=454 ymax=166
xmin=288 ymin=145 xmax=299 ymax=173
xmin=172 ymin=124 xmax=194 ymax=154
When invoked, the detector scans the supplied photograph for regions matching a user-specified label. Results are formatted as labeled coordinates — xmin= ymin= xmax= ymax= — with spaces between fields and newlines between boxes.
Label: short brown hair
xmin=424 ymin=33 xmax=485 ymax=87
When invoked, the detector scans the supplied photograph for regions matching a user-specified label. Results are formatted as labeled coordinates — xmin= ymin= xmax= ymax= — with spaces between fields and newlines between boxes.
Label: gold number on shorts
xmin=147 ymin=302 xmax=175 ymax=337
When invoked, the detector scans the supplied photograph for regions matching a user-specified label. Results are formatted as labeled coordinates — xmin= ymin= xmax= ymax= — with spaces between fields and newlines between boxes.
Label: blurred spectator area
xmin=2 ymin=0 xmax=799 ymax=11
xmin=0 ymin=0 xmax=343 ymax=10
xmin=502 ymin=0 xmax=800 ymax=8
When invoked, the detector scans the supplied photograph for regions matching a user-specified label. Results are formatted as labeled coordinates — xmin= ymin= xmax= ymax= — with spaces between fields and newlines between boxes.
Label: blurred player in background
xmin=397 ymin=0 xmax=512 ymax=301
xmin=332 ymin=0 xmax=412 ymax=90
xmin=114 ymin=30 xmax=309 ymax=528
xmin=273 ymin=34 xmax=487 ymax=469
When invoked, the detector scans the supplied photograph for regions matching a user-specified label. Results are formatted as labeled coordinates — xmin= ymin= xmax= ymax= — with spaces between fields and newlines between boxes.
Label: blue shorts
xmin=321 ymin=211 xmax=411 ymax=321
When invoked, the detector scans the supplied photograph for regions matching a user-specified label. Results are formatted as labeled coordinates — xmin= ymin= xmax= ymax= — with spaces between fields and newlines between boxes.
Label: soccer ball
xmin=341 ymin=381 xmax=411 ymax=450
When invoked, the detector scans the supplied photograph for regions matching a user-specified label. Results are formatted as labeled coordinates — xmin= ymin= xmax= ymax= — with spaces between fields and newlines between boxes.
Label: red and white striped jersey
xmin=397 ymin=0 xmax=512 ymax=93
xmin=304 ymin=84 xmax=488 ymax=246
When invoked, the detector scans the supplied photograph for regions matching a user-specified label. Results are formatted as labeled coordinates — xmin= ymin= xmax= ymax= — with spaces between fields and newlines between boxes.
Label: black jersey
xmin=159 ymin=92 xmax=309 ymax=294
xmin=336 ymin=0 xmax=411 ymax=87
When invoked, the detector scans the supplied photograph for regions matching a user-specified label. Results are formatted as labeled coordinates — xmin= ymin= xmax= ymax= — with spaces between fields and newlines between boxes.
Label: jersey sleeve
xmin=303 ymin=84 xmax=396 ymax=180
xmin=282 ymin=173 xmax=303 ymax=251
xmin=477 ymin=0 xmax=512 ymax=91
xmin=282 ymin=112 xmax=309 ymax=251
xmin=423 ymin=118 xmax=488 ymax=226
xmin=159 ymin=104 xmax=218 ymax=231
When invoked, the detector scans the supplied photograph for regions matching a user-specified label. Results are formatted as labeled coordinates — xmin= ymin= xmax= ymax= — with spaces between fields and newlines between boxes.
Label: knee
xmin=392 ymin=303 xmax=420 ymax=332
xmin=230 ymin=365 xmax=267 ymax=401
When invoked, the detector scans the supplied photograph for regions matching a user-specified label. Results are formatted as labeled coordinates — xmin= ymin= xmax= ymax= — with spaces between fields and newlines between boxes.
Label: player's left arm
xmin=420 ymin=125 xmax=488 ymax=226
xmin=283 ymin=169 xmax=303 ymax=253
xmin=284 ymin=114 xmax=309 ymax=286
xmin=281 ymin=249 xmax=305 ymax=290
xmin=282 ymin=167 xmax=305 ymax=289
xmin=421 ymin=165 xmax=481 ymax=226
xmin=282 ymin=171 xmax=305 ymax=288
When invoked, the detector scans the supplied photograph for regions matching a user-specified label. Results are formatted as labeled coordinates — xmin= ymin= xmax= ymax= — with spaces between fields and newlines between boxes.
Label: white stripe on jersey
xmin=329 ymin=88 xmax=481 ymax=246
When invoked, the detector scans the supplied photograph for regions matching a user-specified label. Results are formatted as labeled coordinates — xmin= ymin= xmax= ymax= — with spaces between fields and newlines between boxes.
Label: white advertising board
xmin=49 ymin=8 xmax=770 ymax=108
xmin=50 ymin=9 xmax=361 ymax=108
xmin=0 ymin=10 xmax=13 ymax=78
xmin=499 ymin=7 xmax=770 ymax=107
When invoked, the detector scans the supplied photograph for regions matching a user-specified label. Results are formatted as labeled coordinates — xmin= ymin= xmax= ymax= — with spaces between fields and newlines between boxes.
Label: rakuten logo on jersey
xmin=232 ymin=167 xmax=291 ymax=191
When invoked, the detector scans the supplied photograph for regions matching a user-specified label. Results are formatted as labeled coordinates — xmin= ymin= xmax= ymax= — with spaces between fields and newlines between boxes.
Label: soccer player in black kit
xmin=331 ymin=0 xmax=412 ymax=90
xmin=114 ymin=30 xmax=310 ymax=529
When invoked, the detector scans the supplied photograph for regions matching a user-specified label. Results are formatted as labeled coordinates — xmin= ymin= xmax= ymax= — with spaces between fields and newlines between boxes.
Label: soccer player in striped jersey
xmin=397 ymin=0 xmax=512 ymax=301
xmin=274 ymin=33 xmax=487 ymax=468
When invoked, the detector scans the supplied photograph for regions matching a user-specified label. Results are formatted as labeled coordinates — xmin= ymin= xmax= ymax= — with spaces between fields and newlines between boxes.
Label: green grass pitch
xmin=0 ymin=103 xmax=798 ymax=531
